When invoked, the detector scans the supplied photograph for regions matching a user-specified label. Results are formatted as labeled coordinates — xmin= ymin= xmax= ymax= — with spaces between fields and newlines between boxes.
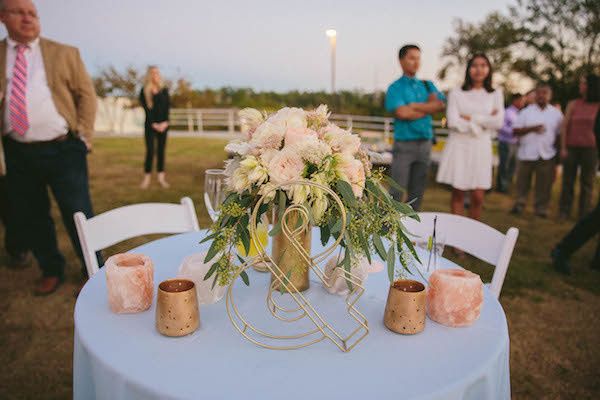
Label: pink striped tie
xmin=9 ymin=44 xmax=29 ymax=136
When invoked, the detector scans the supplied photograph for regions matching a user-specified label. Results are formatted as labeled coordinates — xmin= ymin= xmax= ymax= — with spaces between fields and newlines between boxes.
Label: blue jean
xmin=4 ymin=136 xmax=99 ymax=277
xmin=496 ymin=141 xmax=517 ymax=192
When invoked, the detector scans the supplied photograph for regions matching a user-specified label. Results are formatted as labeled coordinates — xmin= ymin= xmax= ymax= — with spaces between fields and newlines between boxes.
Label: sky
xmin=2 ymin=0 xmax=515 ymax=92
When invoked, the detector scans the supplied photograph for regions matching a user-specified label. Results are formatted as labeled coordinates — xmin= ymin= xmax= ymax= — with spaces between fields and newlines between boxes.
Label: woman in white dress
xmin=436 ymin=53 xmax=504 ymax=220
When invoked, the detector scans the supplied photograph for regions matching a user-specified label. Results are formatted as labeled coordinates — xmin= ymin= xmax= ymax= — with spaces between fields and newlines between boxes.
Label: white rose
xmin=268 ymin=107 xmax=307 ymax=130
xmin=238 ymin=108 xmax=264 ymax=137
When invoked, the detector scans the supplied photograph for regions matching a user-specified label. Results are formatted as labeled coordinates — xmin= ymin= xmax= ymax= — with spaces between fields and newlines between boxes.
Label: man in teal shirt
xmin=385 ymin=44 xmax=445 ymax=210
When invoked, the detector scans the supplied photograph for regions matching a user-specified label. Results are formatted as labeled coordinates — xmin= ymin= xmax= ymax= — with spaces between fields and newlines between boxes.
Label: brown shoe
xmin=34 ymin=276 xmax=63 ymax=296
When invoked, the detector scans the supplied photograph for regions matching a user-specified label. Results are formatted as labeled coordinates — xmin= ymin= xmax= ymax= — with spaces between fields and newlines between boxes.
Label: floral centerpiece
xmin=202 ymin=105 xmax=420 ymax=290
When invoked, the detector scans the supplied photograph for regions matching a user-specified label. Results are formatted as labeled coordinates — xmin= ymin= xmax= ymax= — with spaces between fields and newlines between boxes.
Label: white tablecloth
xmin=74 ymin=231 xmax=510 ymax=400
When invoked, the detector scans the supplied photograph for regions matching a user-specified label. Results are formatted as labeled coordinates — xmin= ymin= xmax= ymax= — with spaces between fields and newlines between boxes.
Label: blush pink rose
xmin=284 ymin=127 xmax=319 ymax=147
xmin=268 ymin=149 xmax=305 ymax=185
xmin=340 ymin=155 xmax=366 ymax=198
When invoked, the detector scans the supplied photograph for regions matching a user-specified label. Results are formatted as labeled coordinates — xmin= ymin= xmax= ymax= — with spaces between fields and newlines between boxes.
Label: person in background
xmin=551 ymin=78 xmax=600 ymax=274
xmin=0 ymin=170 xmax=29 ymax=266
xmin=436 ymin=54 xmax=504 ymax=222
xmin=496 ymin=92 xmax=526 ymax=193
xmin=385 ymin=44 xmax=446 ymax=211
xmin=140 ymin=66 xmax=170 ymax=189
xmin=0 ymin=0 xmax=98 ymax=295
xmin=524 ymin=89 xmax=536 ymax=106
xmin=558 ymin=74 xmax=600 ymax=220
xmin=510 ymin=84 xmax=563 ymax=218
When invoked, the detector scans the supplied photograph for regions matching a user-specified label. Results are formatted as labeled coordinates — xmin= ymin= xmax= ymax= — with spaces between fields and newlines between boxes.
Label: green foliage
xmin=440 ymin=0 xmax=600 ymax=106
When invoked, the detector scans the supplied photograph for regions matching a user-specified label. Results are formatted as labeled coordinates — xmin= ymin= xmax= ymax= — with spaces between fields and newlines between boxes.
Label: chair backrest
xmin=402 ymin=212 xmax=519 ymax=299
xmin=74 ymin=197 xmax=200 ymax=277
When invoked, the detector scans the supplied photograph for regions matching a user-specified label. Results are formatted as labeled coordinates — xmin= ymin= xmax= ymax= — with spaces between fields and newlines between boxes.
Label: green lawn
xmin=0 ymin=136 xmax=599 ymax=399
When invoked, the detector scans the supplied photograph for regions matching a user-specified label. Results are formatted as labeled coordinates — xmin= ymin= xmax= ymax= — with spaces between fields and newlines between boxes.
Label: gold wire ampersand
xmin=225 ymin=181 xmax=369 ymax=352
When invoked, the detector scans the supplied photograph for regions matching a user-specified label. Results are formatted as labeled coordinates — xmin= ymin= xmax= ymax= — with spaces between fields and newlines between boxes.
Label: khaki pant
xmin=515 ymin=158 xmax=555 ymax=214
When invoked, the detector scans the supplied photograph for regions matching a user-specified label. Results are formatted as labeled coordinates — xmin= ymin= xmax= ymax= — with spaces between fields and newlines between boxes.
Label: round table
xmin=74 ymin=231 xmax=510 ymax=400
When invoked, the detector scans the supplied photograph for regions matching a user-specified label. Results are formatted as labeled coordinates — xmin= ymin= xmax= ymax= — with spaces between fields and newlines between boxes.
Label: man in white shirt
xmin=0 ymin=0 xmax=98 ymax=295
xmin=510 ymin=84 xmax=563 ymax=217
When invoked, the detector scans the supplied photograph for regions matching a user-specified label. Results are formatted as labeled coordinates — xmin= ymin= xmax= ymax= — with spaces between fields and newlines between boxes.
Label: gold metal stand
xmin=225 ymin=181 xmax=369 ymax=352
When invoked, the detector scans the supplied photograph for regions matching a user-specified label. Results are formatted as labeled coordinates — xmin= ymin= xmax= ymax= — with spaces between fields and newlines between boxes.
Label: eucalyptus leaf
xmin=204 ymin=240 xmax=220 ymax=263
xmin=320 ymin=224 xmax=331 ymax=246
xmin=199 ymin=232 xmax=217 ymax=244
xmin=203 ymin=262 xmax=218 ymax=280
xmin=384 ymin=175 xmax=406 ymax=194
xmin=386 ymin=245 xmax=396 ymax=283
xmin=358 ymin=231 xmax=371 ymax=264
xmin=269 ymin=221 xmax=282 ymax=237
xmin=336 ymin=180 xmax=356 ymax=207
xmin=372 ymin=234 xmax=387 ymax=261
xmin=343 ymin=248 xmax=353 ymax=291
xmin=240 ymin=270 xmax=250 ymax=286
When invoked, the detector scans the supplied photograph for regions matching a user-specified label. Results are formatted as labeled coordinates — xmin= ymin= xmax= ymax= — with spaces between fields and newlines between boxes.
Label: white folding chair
xmin=74 ymin=197 xmax=200 ymax=277
xmin=402 ymin=212 xmax=519 ymax=299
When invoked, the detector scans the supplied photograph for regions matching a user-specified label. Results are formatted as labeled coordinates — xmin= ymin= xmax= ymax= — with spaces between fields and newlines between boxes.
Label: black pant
xmin=0 ymin=174 xmax=28 ymax=257
xmin=144 ymin=126 xmax=168 ymax=173
xmin=556 ymin=199 xmax=600 ymax=259
xmin=4 ymin=136 xmax=97 ymax=278
xmin=559 ymin=146 xmax=598 ymax=218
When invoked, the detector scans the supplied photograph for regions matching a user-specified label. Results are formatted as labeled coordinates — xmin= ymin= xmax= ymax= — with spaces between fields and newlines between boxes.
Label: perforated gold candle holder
xmin=225 ymin=181 xmax=369 ymax=352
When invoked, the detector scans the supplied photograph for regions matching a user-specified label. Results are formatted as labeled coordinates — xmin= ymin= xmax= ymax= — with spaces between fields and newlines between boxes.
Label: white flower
xmin=250 ymin=121 xmax=285 ymax=150
xmin=240 ymin=156 xmax=268 ymax=186
xmin=268 ymin=149 xmax=305 ymax=186
xmin=322 ymin=124 xmax=361 ymax=155
xmin=289 ymin=135 xmax=332 ymax=165
xmin=225 ymin=140 xmax=253 ymax=156
xmin=268 ymin=107 xmax=307 ymax=130
xmin=238 ymin=108 xmax=264 ymax=137
xmin=290 ymin=184 xmax=310 ymax=205
xmin=307 ymin=104 xmax=330 ymax=129
xmin=311 ymin=196 xmax=328 ymax=223
xmin=258 ymin=181 xmax=277 ymax=202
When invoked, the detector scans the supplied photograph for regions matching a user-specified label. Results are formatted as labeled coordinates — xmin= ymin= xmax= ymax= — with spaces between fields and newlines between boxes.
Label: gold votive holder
xmin=156 ymin=279 xmax=199 ymax=337
xmin=383 ymin=279 xmax=426 ymax=335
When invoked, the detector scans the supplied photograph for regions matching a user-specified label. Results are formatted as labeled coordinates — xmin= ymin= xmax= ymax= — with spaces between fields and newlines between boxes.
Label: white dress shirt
xmin=4 ymin=37 xmax=68 ymax=142
xmin=514 ymin=103 xmax=563 ymax=161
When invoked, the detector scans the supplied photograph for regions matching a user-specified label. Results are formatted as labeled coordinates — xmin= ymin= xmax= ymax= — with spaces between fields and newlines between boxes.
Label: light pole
xmin=325 ymin=29 xmax=337 ymax=94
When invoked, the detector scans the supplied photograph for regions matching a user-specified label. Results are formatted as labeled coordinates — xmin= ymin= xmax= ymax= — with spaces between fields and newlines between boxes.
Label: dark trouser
xmin=559 ymin=146 xmax=598 ymax=218
xmin=556 ymin=199 xmax=600 ymax=259
xmin=0 ymin=174 xmax=28 ymax=257
xmin=4 ymin=136 xmax=96 ymax=278
xmin=144 ymin=126 xmax=168 ymax=173
xmin=514 ymin=158 xmax=555 ymax=214
xmin=496 ymin=141 xmax=518 ymax=192
xmin=391 ymin=140 xmax=432 ymax=211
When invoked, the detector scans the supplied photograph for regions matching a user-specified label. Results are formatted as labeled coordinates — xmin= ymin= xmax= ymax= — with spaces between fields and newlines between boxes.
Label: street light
xmin=325 ymin=29 xmax=337 ymax=94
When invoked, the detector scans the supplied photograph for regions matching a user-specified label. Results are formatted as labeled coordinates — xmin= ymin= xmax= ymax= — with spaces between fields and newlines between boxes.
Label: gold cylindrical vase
xmin=383 ymin=279 xmax=426 ymax=335
xmin=270 ymin=210 xmax=311 ymax=292
xmin=156 ymin=279 xmax=200 ymax=337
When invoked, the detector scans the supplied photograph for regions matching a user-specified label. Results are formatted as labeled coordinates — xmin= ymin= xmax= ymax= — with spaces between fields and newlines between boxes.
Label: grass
xmin=1 ymin=136 xmax=599 ymax=399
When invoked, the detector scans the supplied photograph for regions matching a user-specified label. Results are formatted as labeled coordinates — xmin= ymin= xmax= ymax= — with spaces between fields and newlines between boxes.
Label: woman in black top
xmin=552 ymin=74 xmax=600 ymax=273
xmin=140 ymin=66 xmax=170 ymax=189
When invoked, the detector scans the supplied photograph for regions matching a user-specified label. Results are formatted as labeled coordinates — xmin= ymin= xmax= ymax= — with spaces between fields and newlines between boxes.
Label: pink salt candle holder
xmin=105 ymin=253 xmax=154 ymax=313
xmin=426 ymin=269 xmax=483 ymax=327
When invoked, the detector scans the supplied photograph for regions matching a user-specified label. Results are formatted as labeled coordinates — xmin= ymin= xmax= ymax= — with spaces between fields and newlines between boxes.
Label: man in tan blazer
xmin=0 ymin=0 xmax=99 ymax=295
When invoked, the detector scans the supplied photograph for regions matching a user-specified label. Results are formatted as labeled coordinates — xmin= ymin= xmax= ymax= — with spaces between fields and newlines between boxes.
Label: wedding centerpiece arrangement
xmin=202 ymin=105 xmax=421 ymax=291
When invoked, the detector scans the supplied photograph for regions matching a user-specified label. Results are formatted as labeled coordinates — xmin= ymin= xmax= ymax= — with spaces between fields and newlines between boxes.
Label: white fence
xmin=167 ymin=108 xmax=449 ymax=139
xmin=95 ymin=98 xmax=449 ymax=140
